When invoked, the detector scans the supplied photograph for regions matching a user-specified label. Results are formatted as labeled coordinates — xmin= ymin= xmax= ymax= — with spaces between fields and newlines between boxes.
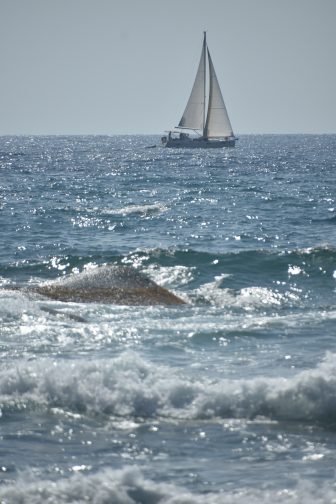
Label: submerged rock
xmin=34 ymin=265 xmax=185 ymax=306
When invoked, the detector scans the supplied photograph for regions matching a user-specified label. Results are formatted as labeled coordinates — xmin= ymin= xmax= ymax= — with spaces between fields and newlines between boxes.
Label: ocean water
xmin=0 ymin=134 xmax=335 ymax=503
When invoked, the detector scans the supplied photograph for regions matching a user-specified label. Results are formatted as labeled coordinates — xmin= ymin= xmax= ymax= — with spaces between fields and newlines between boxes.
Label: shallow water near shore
xmin=0 ymin=134 xmax=336 ymax=502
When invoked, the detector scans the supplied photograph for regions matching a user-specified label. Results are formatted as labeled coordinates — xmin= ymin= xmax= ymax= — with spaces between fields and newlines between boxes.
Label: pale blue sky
xmin=1 ymin=0 xmax=335 ymax=135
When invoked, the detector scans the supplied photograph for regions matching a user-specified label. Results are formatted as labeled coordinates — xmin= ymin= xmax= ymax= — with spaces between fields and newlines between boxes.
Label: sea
xmin=0 ymin=134 xmax=335 ymax=503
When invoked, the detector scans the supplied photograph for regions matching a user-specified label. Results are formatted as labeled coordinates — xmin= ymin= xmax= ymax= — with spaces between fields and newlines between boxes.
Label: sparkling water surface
xmin=0 ymin=135 xmax=336 ymax=503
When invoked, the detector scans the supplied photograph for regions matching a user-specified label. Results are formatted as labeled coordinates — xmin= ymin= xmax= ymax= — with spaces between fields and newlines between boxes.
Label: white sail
xmin=162 ymin=33 xmax=236 ymax=148
xmin=204 ymin=49 xmax=233 ymax=138
xmin=178 ymin=36 xmax=206 ymax=131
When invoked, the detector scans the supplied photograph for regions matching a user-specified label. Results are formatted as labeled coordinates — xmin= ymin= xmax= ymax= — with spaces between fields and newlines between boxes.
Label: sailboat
xmin=162 ymin=32 xmax=237 ymax=148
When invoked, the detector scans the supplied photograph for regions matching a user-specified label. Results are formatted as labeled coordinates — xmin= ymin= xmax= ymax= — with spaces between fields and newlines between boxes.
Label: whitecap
xmin=1 ymin=466 xmax=336 ymax=504
xmin=107 ymin=203 xmax=168 ymax=216
xmin=193 ymin=277 xmax=291 ymax=310
xmin=0 ymin=351 xmax=336 ymax=426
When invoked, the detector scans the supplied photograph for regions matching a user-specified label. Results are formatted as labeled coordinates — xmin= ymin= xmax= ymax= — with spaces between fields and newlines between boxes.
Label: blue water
xmin=0 ymin=135 xmax=335 ymax=503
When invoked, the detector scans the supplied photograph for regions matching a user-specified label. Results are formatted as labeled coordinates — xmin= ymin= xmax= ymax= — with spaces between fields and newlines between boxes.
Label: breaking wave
xmin=1 ymin=352 xmax=336 ymax=427
xmin=0 ymin=466 xmax=335 ymax=504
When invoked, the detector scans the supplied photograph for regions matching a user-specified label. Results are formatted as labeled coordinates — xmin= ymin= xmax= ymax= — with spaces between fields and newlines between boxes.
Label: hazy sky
xmin=1 ymin=0 xmax=335 ymax=135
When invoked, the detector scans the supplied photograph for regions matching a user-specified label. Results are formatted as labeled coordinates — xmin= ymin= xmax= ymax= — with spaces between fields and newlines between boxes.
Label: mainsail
xmin=178 ymin=35 xmax=206 ymax=131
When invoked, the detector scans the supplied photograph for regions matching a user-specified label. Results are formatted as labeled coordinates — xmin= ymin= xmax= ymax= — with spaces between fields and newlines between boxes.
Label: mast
xmin=202 ymin=31 xmax=207 ymax=136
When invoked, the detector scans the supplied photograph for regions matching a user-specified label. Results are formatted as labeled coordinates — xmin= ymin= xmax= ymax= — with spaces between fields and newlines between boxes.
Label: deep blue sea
xmin=0 ymin=135 xmax=335 ymax=503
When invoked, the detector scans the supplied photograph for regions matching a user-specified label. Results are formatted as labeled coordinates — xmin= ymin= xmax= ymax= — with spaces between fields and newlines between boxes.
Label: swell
xmin=1 ymin=244 xmax=335 ymax=278
xmin=1 ymin=246 xmax=335 ymax=313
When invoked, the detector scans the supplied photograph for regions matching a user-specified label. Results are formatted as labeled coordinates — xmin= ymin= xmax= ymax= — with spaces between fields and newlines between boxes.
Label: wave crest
xmin=1 ymin=466 xmax=336 ymax=504
xmin=1 ymin=352 xmax=336 ymax=427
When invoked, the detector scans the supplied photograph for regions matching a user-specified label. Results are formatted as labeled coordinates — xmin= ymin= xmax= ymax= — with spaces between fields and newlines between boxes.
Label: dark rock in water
xmin=34 ymin=265 xmax=185 ymax=306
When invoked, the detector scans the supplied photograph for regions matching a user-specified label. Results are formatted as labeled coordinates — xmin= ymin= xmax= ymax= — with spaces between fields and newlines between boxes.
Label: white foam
xmin=0 ymin=466 xmax=335 ymax=504
xmin=0 ymin=276 xmax=13 ymax=288
xmin=0 ymin=351 xmax=336 ymax=425
xmin=108 ymin=203 xmax=168 ymax=216
xmin=288 ymin=265 xmax=302 ymax=276
xmin=144 ymin=264 xmax=195 ymax=288
xmin=194 ymin=278 xmax=293 ymax=310
xmin=0 ymin=290 xmax=40 ymax=321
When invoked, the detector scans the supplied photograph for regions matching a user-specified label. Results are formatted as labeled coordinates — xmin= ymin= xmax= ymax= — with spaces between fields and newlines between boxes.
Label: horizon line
xmin=1 ymin=132 xmax=336 ymax=137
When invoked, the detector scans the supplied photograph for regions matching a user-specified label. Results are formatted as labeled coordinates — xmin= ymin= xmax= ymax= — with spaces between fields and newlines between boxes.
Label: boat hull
xmin=162 ymin=137 xmax=236 ymax=148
